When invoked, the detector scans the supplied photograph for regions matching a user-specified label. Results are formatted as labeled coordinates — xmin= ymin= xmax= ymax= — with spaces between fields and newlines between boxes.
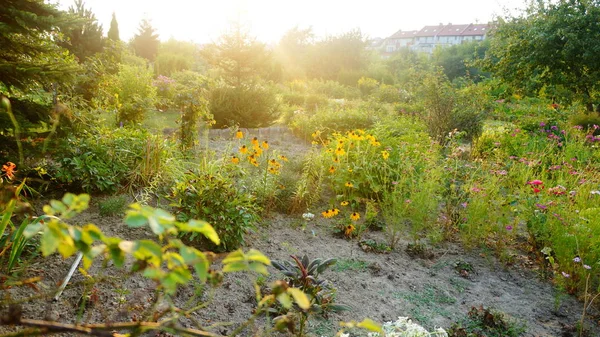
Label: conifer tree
xmin=108 ymin=12 xmax=120 ymax=41
xmin=60 ymin=0 xmax=105 ymax=61
xmin=131 ymin=19 xmax=160 ymax=62
xmin=0 ymin=0 xmax=78 ymax=91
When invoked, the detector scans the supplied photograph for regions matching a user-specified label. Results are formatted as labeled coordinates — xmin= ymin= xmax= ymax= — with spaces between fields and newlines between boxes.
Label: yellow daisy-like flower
xmin=382 ymin=150 xmax=390 ymax=160
xmin=332 ymin=208 xmax=340 ymax=216
xmin=344 ymin=224 xmax=356 ymax=237
xmin=254 ymin=147 xmax=263 ymax=157
xmin=231 ymin=156 xmax=240 ymax=164
xmin=326 ymin=148 xmax=333 ymax=153
xmin=357 ymin=129 xmax=366 ymax=135
xmin=269 ymin=159 xmax=281 ymax=168
xmin=250 ymin=159 xmax=259 ymax=167
xmin=321 ymin=209 xmax=333 ymax=218
xmin=348 ymin=168 xmax=353 ymax=173
xmin=279 ymin=184 xmax=286 ymax=190
xmin=341 ymin=201 xmax=349 ymax=206
xmin=370 ymin=140 xmax=381 ymax=147
xmin=279 ymin=155 xmax=288 ymax=162
xmin=345 ymin=182 xmax=354 ymax=188
xmin=350 ymin=212 xmax=360 ymax=221
xmin=328 ymin=166 xmax=336 ymax=174
xmin=262 ymin=141 xmax=269 ymax=150
xmin=335 ymin=147 xmax=346 ymax=156
xmin=268 ymin=167 xmax=280 ymax=175
xmin=235 ymin=130 xmax=244 ymax=139
xmin=251 ymin=137 xmax=259 ymax=146
xmin=239 ymin=145 xmax=248 ymax=154
xmin=333 ymin=157 xmax=340 ymax=163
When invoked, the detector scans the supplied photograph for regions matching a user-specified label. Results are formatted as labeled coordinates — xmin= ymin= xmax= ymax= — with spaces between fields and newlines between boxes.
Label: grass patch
xmin=448 ymin=306 xmax=526 ymax=337
xmin=142 ymin=110 xmax=180 ymax=134
xmin=332 ymin=258 xmax=368 ymax=272
xmin=392 ymin=284 xmax=457 ymax=327
xmin=98 ymin=195 xmax=128 ymax=217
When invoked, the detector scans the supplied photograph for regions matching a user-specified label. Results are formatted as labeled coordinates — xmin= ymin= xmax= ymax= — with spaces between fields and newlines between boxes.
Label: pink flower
xmin=584 ymin=265 xmax=591 ymax=270
xmin=528 ymin=180 xmax=544 ymax=186
xmin=505 ymin=225 xmax=513 ymax=231
xmin=573 ymin=257 xmax=581 ymax=263
xmin=561 ymin=272 xmax=570 ymax=278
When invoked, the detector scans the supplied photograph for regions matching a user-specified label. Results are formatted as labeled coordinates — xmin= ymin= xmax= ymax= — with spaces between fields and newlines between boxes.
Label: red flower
xmin=533 ymin=187 xmax=541 ymax=193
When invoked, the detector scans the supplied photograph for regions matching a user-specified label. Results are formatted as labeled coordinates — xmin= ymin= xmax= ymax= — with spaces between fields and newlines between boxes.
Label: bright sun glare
xmin=56 ymin=0 xmax=525 ymax=43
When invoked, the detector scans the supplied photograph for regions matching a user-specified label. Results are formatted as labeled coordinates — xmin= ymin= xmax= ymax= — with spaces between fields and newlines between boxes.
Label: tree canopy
xmin=0 ymin=0 xmax=78 ymax=92
xmin=131 ymin=19 xmax=160 ymax=62
xmin=108 ymin=12 xmax=120 ymax=41
xmin=59 ymin=0 xmax=105 ymax=62
xmin=483 ymin=0 xmax=600 ymax=110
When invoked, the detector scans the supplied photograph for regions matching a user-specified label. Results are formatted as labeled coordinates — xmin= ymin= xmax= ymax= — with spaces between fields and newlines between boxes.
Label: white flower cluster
xmin=302 ymin=212 xmax=315 ymax=221
xmin=367 ymin=317 xmax=448 ymax=337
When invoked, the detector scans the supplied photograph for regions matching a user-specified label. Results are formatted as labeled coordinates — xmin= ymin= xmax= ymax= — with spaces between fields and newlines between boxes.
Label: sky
xmin=54 ymin=0 xmax=527 ymax=44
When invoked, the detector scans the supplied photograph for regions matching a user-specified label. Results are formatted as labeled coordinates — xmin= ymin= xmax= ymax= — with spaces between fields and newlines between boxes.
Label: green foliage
xmin=155 ymin=38 xmax=200 ymax=77
xmin=448 ymin=306 xmax=526 ymax=337
xmin=130 ymin=19 xmax=159 ymax=62
xmin=209 ymin=82 xmax=279 ymax=128
xmin=357 ymin=77 xmax=379 ymax=96
xmin=272 ymin=255 xmax=347 ymax=334
xmin=0 ymin=181 xmax=37 ymax=275
xmin=482 ymin=0 xmax=600 ymax=110
xmin=421 ymin=71 xmax=487 ymax=143
xmin=50 ymin=128 xmax=165 ymax=193
xmin=98 ymin=55 xmax=157 ymax=124
xmin=98 ymin=195 xmax=127 ymax=216
xmin=59 ymin=0 xmax=105 ymax=61
xmin=0 ymin=0 xmax=79 ymax=91
xmin=433 ymin=40 xmax=489 ymax=82
xmin=570 ymin=112 xmax=600 ymax=131
xmin=168 ymin=171 xmax=261 ymax=251
xmin=107 ymin=12 xmax=120 ymax=41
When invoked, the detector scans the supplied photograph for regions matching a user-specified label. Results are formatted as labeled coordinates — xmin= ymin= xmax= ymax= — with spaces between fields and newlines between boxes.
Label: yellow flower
xmin=250 ymin=159 xmax=259 ymax=167
xmin=279 ymin=184 xmax=286 ymax=190
xmin=341 ymin=201 xmax=349 ymax=206
xmin=344 ymin=224 xmax=355 ymax=237
xmin=279 ymin=155 xmax=288 ymax=162
xmin=321 ymin=209 xmax=333 ymax=218
xmin=382 ymin=150 xmax=390 ymax=160
xmin=261 ymin=141 xmax=269 ymax=150
xmin=328 ymin=166 xmax=336 ymax=174
xmin=370 ymin=139 xmax=381 ymax=147
xmin=335 ymin=147 xmax=346 ymax=156
xmin=337 ymin=139 xmax=345 ymax=146
xmin=357 ymin=129 xmax=366 ymax=135
xmin=231 ymin=156 xmax=240 ymax=164
xmin=235 ymin=130 xmax=244 ymax=139
xmin=251 ymin=137 xmax=259 ymax=146
xmin=345 ymin=182 xmax=354 ymax=188
xmin=348 ymin=168 xmax=353 ymax=173
xmin=350 ymin=212 xmax=360 ymax=221
xmin=253 ymin=147 xmax=263 ymax=157
xmin=332 ymin=208 xmax=340 ymax=216
xmin=239 ymin=145 xmax=248 ymax=154
xmin=268 ymin=167 xmax=280 ymax=175
xmin=333 ymin=157 xmax=340 ymax=163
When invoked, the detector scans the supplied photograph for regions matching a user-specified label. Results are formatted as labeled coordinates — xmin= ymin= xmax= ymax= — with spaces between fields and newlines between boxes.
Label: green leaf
xmin=23 ymin=223 xmax=42 ymax=238
xmin=125 ymin=213 xmax=148 ymax=228
xmin=276 ymin=292 xmax=293 ymax=309
xmin=179 ymin=246 xmax=209 ymax=282
xmin=288 ymin=288 xmax=310 ymax=310
xmin=83 ymin=224 xmax=103 ymax=241
xmin=248 ymin=262 xmax=269 ymax=275
xmin=223 ymin=261 xmax=248 ymax=273
xmin=222 ymin=249 xmax=245 ymax=264
xmin=162 ymin=268 xmax=192 ymax=294
xmin=41 ymin=227 xmax=59 ymax=256
xmin=133 ymin=240 xmax=163 ymax=266
xmin=246 ymin=249 xmax=271 ymax=265
xmin=164 ymin=252 xmax=186 ymax=269
xmin=178 ymin=219 xmax=220 ymax=245
xmin=50 ymin=200 xmax=67 ymax=214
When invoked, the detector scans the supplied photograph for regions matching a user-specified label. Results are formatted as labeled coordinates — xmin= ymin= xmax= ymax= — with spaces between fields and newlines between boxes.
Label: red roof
xmin=461 ymin=24 xmax=490 ymax=36
xmin=437 ymin=24 xmax=471 ymax=36
xmin=415 ymin=25 xmax=443 ymax=37
xmin=389 ymin=30 xmax=418 ymax=39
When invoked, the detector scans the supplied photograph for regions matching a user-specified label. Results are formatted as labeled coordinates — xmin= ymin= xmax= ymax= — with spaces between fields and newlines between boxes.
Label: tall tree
xmin=60 ymin=0 xmax=104 ymax=61
xmin=131 ymin=19 xmax=160 ymax=62
xmin=483 ymin=0 xmax=600 ymax=110
xmin=0 ymin=0 xmax=78 ymax=92
xmin=201 ymin=22 xmax=272 ymax=86
xmin=108 ymin=12 xmax=120 ymax=41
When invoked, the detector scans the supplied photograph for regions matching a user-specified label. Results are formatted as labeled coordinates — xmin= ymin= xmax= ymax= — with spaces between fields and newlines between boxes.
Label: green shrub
xmin=357 ymin=76 xmax=379 ymax=96
xmin=373 ymin=84 xmax=400 ymax=104
xmin=289 ymin=105 xmax=378 ymax=140
xmin=168 ymin=171 xmax=261 ymax=251
xmin=98 ymin=195 xmax=128 ymax=216
xmin=281 ymin=91 xmax=306 ymax=106
xmin=306 ymin=79 xmax=360 ymax=99
xmin=570 ymin=112 xmax=600 ymax=133
xmin=209 ymin=82 xmax=279 ymax=128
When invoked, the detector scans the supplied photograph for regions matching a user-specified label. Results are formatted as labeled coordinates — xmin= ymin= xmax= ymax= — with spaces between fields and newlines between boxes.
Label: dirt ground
xmin=3 ymin=130 xmax=600 ymax=336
